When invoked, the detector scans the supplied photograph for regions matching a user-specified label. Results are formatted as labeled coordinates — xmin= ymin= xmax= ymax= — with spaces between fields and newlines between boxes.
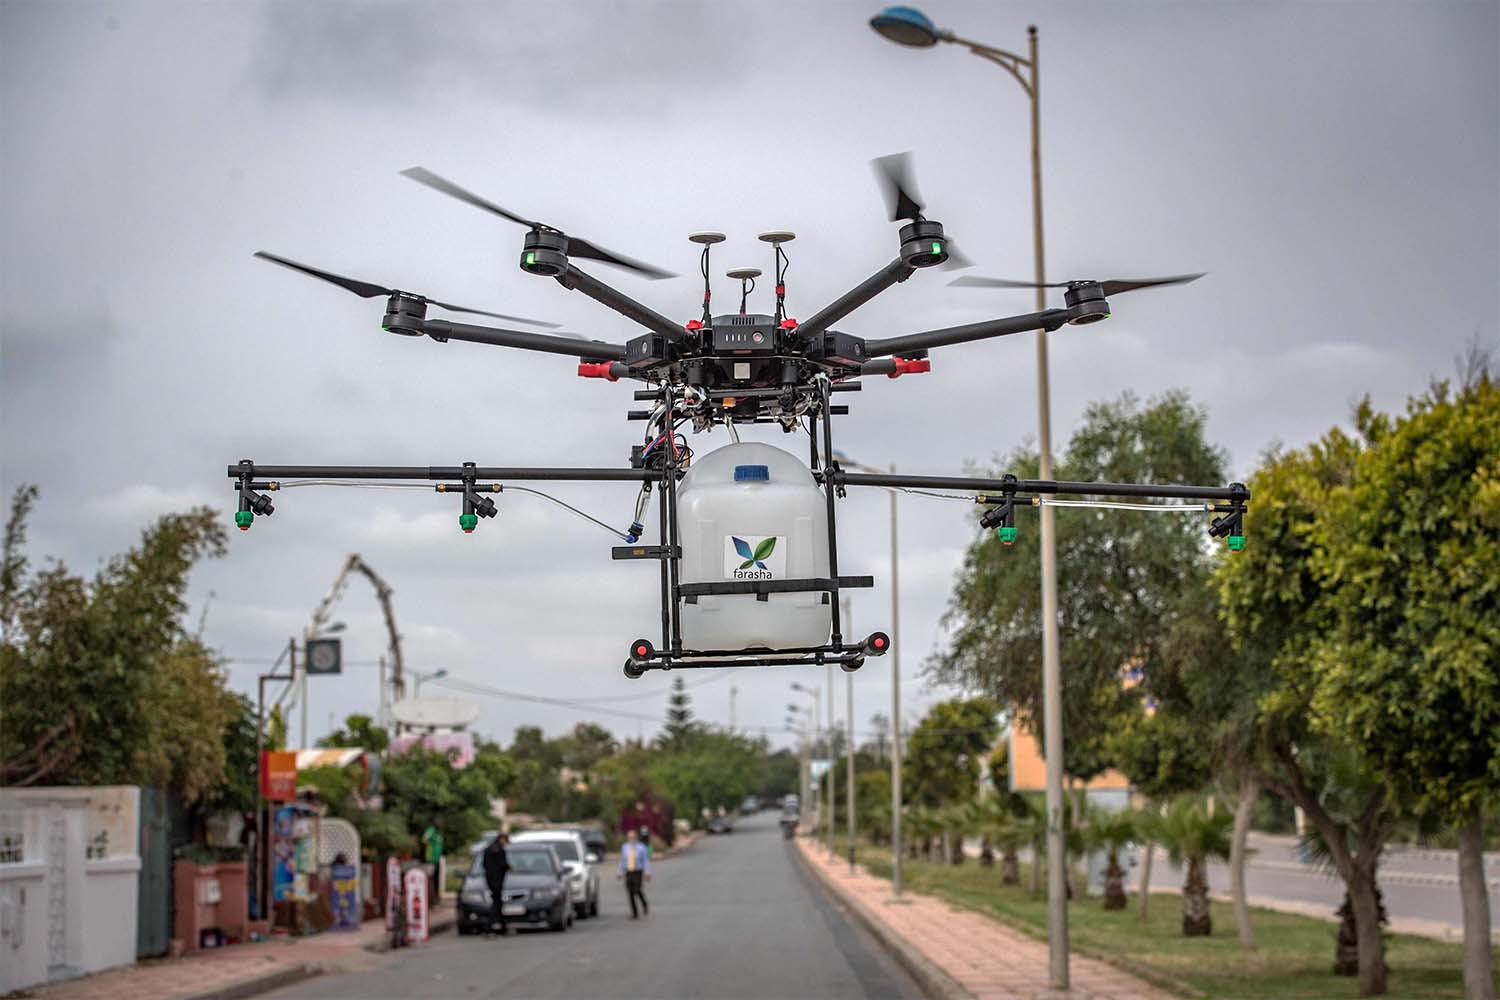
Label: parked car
xmin=565 ymin=826 xmax=610 ymax=866
xmin=739 ymin=795 xmax=761 ymax=815
xmin=512 ymin=829 xmax=600 ymax=919
xmin=457 ymin=843 xmax=572 ymax=934
xmin=707 ymin=812 xmax=735 ymax=834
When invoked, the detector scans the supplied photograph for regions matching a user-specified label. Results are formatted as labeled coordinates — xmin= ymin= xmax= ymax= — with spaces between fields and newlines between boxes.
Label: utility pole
xmin=845 ymin=600 xmax=856 ymax=872
xmin=889 ymin=462 xmax=904 ymax=898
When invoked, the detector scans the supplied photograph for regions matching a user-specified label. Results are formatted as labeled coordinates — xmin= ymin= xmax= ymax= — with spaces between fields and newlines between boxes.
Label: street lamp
xmin=833 ymin=450 xmax=905 ymax=898
xmin=791 ymin=682 xmax=832 ymax=849
xmin=869 ymin=8 xmax=1069 ymax=988
xmin=787 ymin=705 xmax=813 ymax=825
xmin=413 ymin=667 xmax=449 ymax=698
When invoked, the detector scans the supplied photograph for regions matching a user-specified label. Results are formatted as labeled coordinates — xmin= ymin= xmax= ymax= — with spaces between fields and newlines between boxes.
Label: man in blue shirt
xmin=617 ymin=828 xmax=651 ymax=919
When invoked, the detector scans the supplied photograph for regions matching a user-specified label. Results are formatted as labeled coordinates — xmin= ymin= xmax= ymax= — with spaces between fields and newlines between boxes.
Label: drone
xmin=229 ymin=154 xmax=1249 ymax=677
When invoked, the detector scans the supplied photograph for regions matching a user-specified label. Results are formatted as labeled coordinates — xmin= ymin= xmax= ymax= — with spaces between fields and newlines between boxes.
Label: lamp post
xmin=412 ymin=667 xmax=449 ymax=698
xmin=869 ymin=8 xmax=1067 ymax=985
xmin=790 ymin=683 xmax=826 ymax=838
xmin=786 ymin=707 xmax=812 ymax=826
xmin=833 ymin=450 xmax=904 ymax=898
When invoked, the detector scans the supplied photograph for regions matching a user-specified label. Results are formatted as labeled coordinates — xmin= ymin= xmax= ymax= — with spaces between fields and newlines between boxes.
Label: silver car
xmin=511 ymin=829 xmax=601 ymax=919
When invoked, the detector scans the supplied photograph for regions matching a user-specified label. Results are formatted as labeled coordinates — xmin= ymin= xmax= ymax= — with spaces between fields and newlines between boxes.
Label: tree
xmin=558 ymin=722 xmax=618 ymax=776
xmin=1084 ymin=806 xmax=1138 ymax=910
xmin=1311 ymin=376 xmax=1500 ymax=1000
xmin=1216 ymin=432 xmax=1398 ymax=995
xmin=318 ymin=713 xmax=389 ymax=752
xmin=656 ymin=676 xmax=701 ymax=750
xmin=932 ymin=391 xmax=1227 ymax=783
xmin=1153 ymin=797 xmax=1233 ymax=936
xmin=648 ymin=730 xmax=767 ymax=826
xmin=0 ymin=486 xmax=236 ymax=803
xmin=903 ymin=697 xmax=1000 ymax=810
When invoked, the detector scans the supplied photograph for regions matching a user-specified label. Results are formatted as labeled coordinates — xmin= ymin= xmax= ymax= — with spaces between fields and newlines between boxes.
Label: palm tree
xmin=1014 ymin=796 xmax=1049 ymax=897
xmin=1085 ymin=806 xmax=1138 ymax=910
xmin=1154 ymin=797 xmax=1233 ymax=936
xmin=905 ymin=805 xmax=940 ymax=862
xmin=974 ymin=797 xmax=1027 ymax=885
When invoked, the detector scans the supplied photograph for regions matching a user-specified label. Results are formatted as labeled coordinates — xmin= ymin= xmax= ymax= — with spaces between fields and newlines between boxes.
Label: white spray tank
xmin=676 ymin=442 xmax=832 ymax=651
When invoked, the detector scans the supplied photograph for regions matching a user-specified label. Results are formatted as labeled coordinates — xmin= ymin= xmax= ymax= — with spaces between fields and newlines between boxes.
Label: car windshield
xmin=506 ymin=849 xmax=557 ymax=875
xmin=469 ymin=847 xmax=556 ymax=876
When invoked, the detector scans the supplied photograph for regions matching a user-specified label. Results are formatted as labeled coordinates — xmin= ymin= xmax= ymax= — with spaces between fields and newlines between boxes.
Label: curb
xmin=181 ymin=963 xmax=322 ymax=1000
xmin=792 ymin=843 xmax=974 ymax=1000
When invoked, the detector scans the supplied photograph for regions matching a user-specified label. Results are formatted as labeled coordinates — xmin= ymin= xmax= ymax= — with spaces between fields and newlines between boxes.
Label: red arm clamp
xmin=578 ymin=362 xmax=627 ymax=382
xmin=890 ymin=357 xmax=930 ymax=379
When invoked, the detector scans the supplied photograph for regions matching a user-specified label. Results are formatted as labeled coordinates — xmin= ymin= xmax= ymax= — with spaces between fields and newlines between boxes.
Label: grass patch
xmin=855 ymin=849 xmax=1492 ymax=999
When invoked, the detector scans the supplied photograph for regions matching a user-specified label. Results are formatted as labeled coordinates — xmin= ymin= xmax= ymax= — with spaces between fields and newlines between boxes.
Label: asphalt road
xmin=267 ymin=812 xmax=920 ymax=1000
xmin=1149 ymin=835 xmax=1500 ymax=933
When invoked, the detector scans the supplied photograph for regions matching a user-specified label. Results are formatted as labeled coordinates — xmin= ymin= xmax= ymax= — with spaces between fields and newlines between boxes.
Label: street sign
xmin=305 ymin=637 xmax=342 ymax=675
xmin=260 ymin=750 xmax=297 ymax=800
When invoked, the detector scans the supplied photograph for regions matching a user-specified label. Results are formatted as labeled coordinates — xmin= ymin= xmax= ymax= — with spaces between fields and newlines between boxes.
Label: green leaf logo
xmin=752 ymin=537 xmax=777 ymax=563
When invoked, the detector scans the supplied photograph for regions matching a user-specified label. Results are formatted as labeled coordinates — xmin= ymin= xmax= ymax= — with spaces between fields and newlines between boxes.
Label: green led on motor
xmin=459 ymin=513 xmax=478 ymax=533
xmin=1227 ymin=534 xmax=1245 ymax=552
xmin=997 ymin=525 xmax=1017 ymax=545
xmin=234 ymin=510 xmax=254 ymax=531
xmin=931 ymin=241 xmax=943 ymax=256
xmin=525 ymin=251 xmax=537 ymax=266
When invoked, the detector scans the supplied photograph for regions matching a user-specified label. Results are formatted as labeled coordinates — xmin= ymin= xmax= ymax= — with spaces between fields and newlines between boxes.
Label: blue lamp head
xmin=869 ymin=6 xmax=942 ymax=47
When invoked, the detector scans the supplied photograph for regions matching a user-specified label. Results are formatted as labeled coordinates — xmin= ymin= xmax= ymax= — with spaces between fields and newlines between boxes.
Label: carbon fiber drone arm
xmin=796 ymin=257 xmax=915 ymax=341
xmin=555 ymin=264 xmax=684 ymax=342
xmin=863 ymin=307 xmax=1072 ymax=358
xmin=422 ymin=319 xmax=626 ymax=361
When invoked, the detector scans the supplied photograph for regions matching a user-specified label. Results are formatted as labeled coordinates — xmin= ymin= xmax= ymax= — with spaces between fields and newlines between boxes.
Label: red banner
xmin=260 ymin=750 xmax=297 ymax=800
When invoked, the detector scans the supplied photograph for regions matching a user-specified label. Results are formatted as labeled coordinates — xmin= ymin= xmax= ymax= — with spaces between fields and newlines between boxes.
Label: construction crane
xmin=294 ymin=554 xmax=406 ymax=733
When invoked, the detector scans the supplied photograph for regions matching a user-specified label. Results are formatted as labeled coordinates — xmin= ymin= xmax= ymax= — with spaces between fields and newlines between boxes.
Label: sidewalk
xmin=21 ymin=902 xmax=457 ymax=1000
xmin=797 ymin=839 xmax=1175 ymax=1000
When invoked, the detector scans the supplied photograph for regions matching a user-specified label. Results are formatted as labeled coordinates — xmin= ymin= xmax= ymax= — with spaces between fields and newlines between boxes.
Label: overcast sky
xmin=3 ymin=1 xmax=1496 ymax=754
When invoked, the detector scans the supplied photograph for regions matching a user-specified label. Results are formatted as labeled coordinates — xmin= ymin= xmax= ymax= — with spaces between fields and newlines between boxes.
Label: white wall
xmin=0 ymin=786 xmax=141 ymax=994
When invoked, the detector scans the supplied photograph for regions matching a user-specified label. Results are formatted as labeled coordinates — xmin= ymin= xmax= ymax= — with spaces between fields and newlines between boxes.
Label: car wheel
xmin=457 ymin=924 xmax=474 ymax=936
xmin=548 ymin=903 xmax=566 ymax=932
xmin=589 ymin=894 xmax=599 ymax=918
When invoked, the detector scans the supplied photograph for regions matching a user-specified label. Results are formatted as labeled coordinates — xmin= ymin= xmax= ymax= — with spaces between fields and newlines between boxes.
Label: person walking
xmin=618 ymin=828 xmax=651 ymax=919
xmin=482 ymin=832 xmax=511 ymax=937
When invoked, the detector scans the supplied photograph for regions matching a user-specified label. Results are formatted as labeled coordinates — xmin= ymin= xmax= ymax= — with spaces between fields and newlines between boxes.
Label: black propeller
xmin=400 ymin=167 xmax=676 ymax=280
xmin=949 ymin=273 xmax=1205 ymax=297
xmin=870 ymin=152 xmax=971 ymax=270
xmin=253 ymin=251 xmax=562 ymax=327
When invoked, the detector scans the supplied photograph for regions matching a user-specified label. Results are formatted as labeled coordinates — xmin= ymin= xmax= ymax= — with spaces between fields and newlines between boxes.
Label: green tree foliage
xmin=1310 ymin=379 xmax=1500 ymax=820
xmin=0 ymin=486 xmax=237 ymax=803
xmin=656 ymin=675 xmax=702 ymax=750
xmin=931 ymin=391 xmax=1226 ymax=781
xmin=1310 ymin=376 xmax=1499 ymax=999
xmin=318 ymin=713 xmax=389 ymax=752
xmin=1215 ymin=431 xmax=1397 ymax=995
xmin=903 ymin=696 xmax=1000 ymax=809
xmin=381 ymin=742 xmax=513 ymax=853
xmin=648 ymin=730 xmax=768 ymax=826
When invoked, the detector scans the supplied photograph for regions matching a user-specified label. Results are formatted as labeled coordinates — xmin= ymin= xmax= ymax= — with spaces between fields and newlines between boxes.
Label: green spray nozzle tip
xmin=1227 ymin=534 xmax=1245 ymax=551
xmin=459 ymin=513 xmax=478 ymax=533
xmin=997 ymin=526 xmax=1017 ymax=545
xmin=235 ymin=510 xmax=254 ymax=531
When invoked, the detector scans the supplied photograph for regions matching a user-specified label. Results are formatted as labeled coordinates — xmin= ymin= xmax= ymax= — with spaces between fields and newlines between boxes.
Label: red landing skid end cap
xmin=578 ymin=362 xmax=621 ymax=382
xmin=890 ymin=357 xmax=930 ymax=378
xmin=685 ymin=320 xmax=704 ymax=331
xmin=780 ymin=318 xmax=798 ymax=330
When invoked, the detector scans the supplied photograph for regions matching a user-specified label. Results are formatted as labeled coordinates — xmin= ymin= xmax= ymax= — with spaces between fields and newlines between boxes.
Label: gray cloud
xmin=3 ymin=0 xmax=1496 ymax=751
